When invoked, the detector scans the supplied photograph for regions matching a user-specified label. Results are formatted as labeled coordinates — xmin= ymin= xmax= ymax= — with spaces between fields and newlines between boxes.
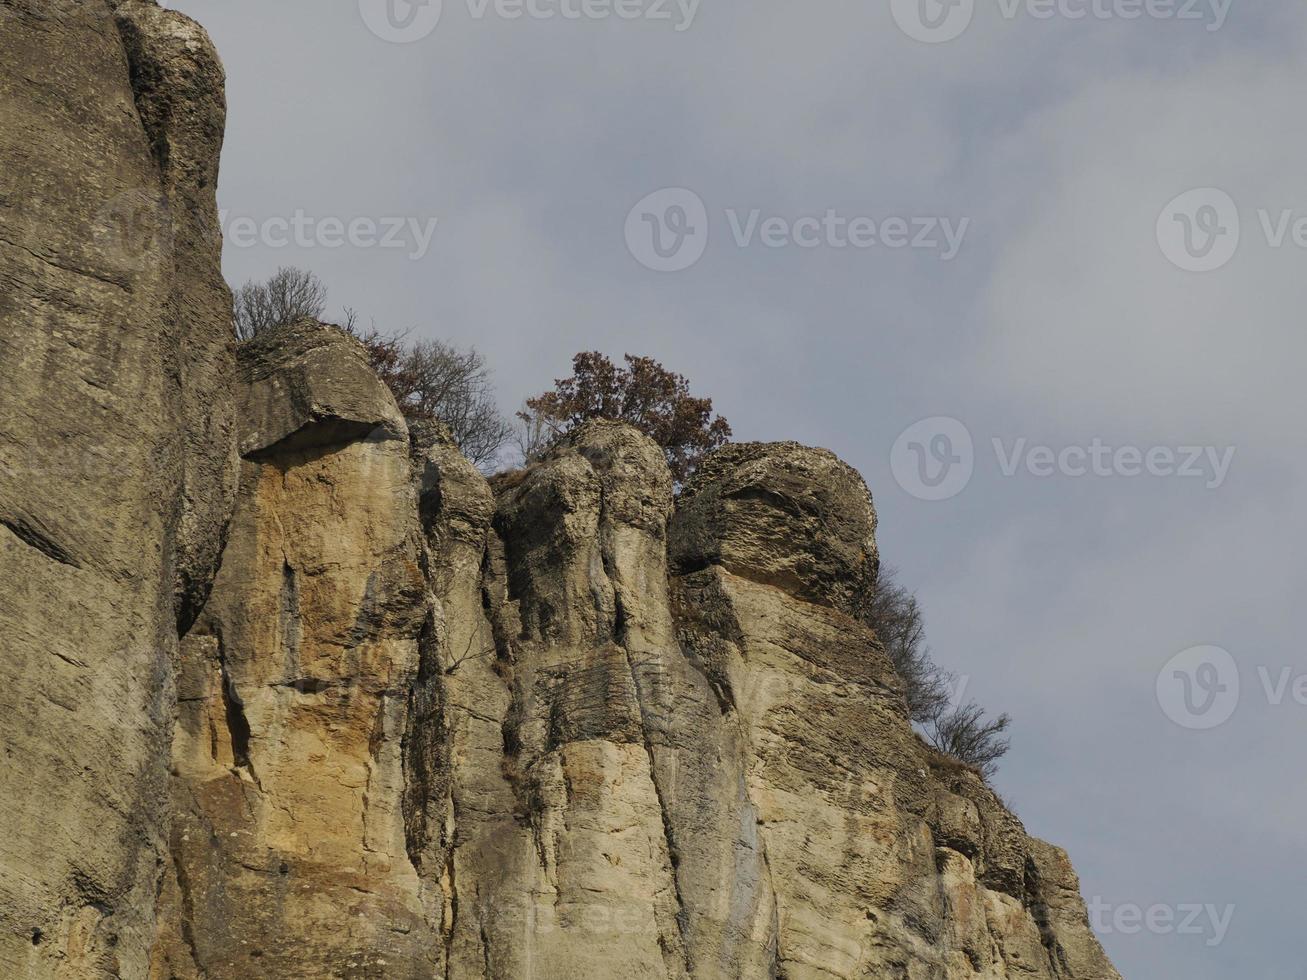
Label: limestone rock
xmin=668 ymin=443 xmax=1121 ymax=980
xmin=0 ymin=5 xmax=1120 ymax=977
xmin=670 ymin=442 xmax=879 ymax=616
xmin=237 ymin=318 xmax=407 ymax=457
xmin=151 ymin=326 xmax=441 ymax=978
xmin=0 ymin=2 xmax=235 ymax=975
xmin=111 ymin=0 xmax=240 ymax=631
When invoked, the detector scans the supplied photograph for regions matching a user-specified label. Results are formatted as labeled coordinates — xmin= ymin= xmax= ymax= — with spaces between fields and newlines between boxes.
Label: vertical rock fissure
xmin=278 ymin=560 xmax=301 ymax=679
xmin=214 ymin=629 xmax=257 ymax=788
xmin=173 ymin=786 xmax=219 ymax=979
xmin=626 ymin=644 xmax=694 ymax=977
xmin=758 ymin=843 xmax=785 ymax=980
xmin=440 ymin=834 xmax=458 ymax=980
xmin=595 ymin=481 xmax=692 ymax=979
xmin=1023 ymin=858 xmax=1072 ymax=977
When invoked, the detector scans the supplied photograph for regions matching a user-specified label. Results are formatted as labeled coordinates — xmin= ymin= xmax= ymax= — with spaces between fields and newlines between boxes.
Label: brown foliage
xmin=351 ymin=326 xmax=510 ymax=468
xmin=519 ymin=351 xmax=732 ymax=483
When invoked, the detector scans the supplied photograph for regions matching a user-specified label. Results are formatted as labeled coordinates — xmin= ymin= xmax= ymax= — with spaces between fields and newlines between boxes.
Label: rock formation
xmin=0 ymin=3 xmax=1121 ymax=978
xmin=1 ymin=1 xmax=235 ymax=975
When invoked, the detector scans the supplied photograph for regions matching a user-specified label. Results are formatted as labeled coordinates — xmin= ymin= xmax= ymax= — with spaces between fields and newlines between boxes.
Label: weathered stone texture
xmin=0 ymin=2 xmax=235 ymax=976
xmin=0 ymin=6 xmax=1119 ymax=978
xmin=390 ymin=428 xmax=1119 ymax=980
xmin=149 ymin=322 xmax=441 ymax=978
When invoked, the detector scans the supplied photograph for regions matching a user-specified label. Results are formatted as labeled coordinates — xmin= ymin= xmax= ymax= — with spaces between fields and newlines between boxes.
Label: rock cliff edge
xmin=0 ymin=4 xmax=1119 ymax=978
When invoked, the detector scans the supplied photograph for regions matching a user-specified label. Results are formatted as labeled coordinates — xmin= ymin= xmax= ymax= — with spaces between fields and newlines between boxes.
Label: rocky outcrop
xmin=150 ymin=321 xmax=440 ymax=978
xmin=0 ymin=5 xmax=1119 ymax=978
xmin=669 ymin=443 xmax=1118 ymax=979
xmin=250 ymin=411 xmax=1113 ymax=979
xmin=417 ymin=430 xmax=1119 ymax=980
xmin=0 ymin=2 xmax=235 ymax=976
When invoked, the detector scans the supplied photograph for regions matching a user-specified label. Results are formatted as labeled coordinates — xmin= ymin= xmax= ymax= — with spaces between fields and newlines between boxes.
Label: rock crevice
xmin=0 ymin=6 xmax=1119 ymax=978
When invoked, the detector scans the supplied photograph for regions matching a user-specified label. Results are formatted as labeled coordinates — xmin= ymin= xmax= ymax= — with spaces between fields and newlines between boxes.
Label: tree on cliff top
xmin=349 ymin=326 xmax=510 ymax=468
xmin=518 ymin=351 xmax=732 ymax=483
xmin=232 ymin=268 xmax=510 ymax=467
xmin=232 ymin=266 xmax=327 ymax=341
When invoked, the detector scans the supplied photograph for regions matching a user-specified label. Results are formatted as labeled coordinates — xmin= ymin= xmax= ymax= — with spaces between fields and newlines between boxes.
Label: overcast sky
xmin=169 ymin=1 xmax=1304 ymax=975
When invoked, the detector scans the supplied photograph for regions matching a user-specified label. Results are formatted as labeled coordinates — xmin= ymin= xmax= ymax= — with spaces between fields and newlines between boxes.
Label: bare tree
xmin=859 ymin=565 xmax=1012 ymax=779
xmin=510 ymin=403 xmax=563 ymax=465
xmin=233 ymin=266 xmax=328 ymax=340
xmin=857 ymin=566 xmax=953 ymax=724
xmin=353 ymin=328 xmax=511 ymax=468
xmin=231 ymin=269 xmax=511 ymax=467
xmin=924 ymin=702 xmax=1012 ymax=781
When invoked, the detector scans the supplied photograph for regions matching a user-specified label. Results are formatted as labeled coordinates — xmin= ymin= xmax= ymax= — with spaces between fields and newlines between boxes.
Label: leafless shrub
xmin=859 ymin=565 xmax=1011 ymax=779
xmin=352 ymin=327 xmax=511 ymax=468
xmin=924 ymin=702 xmax=1012 ymax=781
xmin=232 ymin=268 xmax=511 ymax=467
xmin=232 ymin=266 xmax=327 ymax=340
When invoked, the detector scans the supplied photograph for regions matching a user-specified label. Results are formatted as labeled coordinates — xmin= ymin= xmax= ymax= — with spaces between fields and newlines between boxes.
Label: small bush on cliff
xmin=857 ymin=567 xmax=952 ymax=725
xmin=350 ymin=326 xmax=510 ymax=468
xmin=518 ymin=351 xmax=732 ymax=483
xmin=926 ymin=702 xmax=1011 ymax=781
xmin=860 ymin=566 xmax=1011 ymax=780
xmin=232 ymin=268 xmax=510 ymax=466
xmin=233 ymin=266 xmax=327 ymax=341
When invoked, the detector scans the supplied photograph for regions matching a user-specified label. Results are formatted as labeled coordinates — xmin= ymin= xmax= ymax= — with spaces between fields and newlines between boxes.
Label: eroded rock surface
xmin=378 ymin=425 xmax=1121 ymax=980
xmin=151 ymin=322 xmax=440 ymax=978
xmin=0 ymin=2 xmax=235 ymax=975
xmin=0 ymin=5 xmax=1119 ymax=978
xmin=669 ymin=443 xmax=1120 ymax=980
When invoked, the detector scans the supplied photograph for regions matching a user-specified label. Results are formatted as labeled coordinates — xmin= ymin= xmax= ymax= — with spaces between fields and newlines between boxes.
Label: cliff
xmin=0 ymin=3 xmax=1120 ymax=978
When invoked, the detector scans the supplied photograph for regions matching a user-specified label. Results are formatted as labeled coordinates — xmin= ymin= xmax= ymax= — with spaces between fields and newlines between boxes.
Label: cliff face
xmin=0 ymin=1 xmax=235 ymax=976
xmin=0 ymin=4 xmax=1119 ymax=979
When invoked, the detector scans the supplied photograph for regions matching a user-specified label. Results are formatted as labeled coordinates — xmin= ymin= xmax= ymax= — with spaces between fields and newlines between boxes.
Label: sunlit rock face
xmin=0 ymin=4 xmax=1119 ymax=978
xmin=150 ymin=320 xmax=441 ymax=978
xmin=156 ymin=404 xmax=1122 ymax=979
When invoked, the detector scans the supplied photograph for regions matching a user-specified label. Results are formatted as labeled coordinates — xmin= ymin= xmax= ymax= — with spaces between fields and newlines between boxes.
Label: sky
xmin=167 ymin=1 xmax=1304 ymax=975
